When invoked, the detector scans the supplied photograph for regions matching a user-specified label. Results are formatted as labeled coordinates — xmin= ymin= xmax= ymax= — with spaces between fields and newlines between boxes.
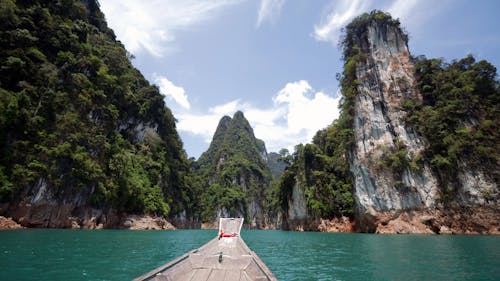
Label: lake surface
xmin=0 ymin=229 xmax=499 ymax=281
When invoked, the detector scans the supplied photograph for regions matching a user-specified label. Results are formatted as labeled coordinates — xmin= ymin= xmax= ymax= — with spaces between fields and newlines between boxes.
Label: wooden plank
xmin=189 ymin=254 xmax=205 ymax=269
xmin=190 ymin=268 xmax=212 ymax=281
xmin=223 ymin=269 xmax=241 ymax=281
xmin=241 ymin=271 xmax=253 ymax=281
xmin=201 ymin=255 xmax=220 ymax=270
xmin=206 ymin=269 xmax=226 ymax=281
xmin=164 ymin=261 xmax=193 ymax=281
xmin=166 ymin=271 xmax=193 ymax=281
xmin=244 ymin=262 xmax=267 ymax=280
xmin=134 ymin=218 xmax=277 ymax=281
xmin=145 ymin=273 xmax=168 ymax=281
xmin=133 ymin=252 xmax=190 ymax=281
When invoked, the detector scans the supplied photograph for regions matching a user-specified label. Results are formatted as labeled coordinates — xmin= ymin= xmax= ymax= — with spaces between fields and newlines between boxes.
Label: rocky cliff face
xmin=347 ymin=13 xmax=498 ymax=232
xmin=277 ymin=139 xmax=355 ymax=231
xmin=350 ymin=21 xmax=439 ymax=219
xmin=0 ymin=0 xmax=191 ymax=228
xmin=277 ymin=12 xmax=499 ymax=234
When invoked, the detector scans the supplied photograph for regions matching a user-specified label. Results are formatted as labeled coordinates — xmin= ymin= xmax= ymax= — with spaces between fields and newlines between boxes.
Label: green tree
xmin=0 ymin=0 xmax=192 ymax=219
xmin=408 ymin=55 xmax=500 ymax=190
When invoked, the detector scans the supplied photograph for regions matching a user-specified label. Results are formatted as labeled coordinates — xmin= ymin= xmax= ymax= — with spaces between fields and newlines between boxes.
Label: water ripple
xmin=0 ymin=230 xmax=498 ymax=281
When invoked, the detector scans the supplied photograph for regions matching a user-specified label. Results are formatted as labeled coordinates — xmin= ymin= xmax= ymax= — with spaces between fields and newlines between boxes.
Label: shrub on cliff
xmin=407 ymin=55 xmax=500 ymax=188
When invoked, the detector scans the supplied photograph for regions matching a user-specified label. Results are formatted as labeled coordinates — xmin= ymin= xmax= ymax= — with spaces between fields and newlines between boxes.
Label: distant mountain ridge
xmin=267 ymin=152 xmax=288 ymax=180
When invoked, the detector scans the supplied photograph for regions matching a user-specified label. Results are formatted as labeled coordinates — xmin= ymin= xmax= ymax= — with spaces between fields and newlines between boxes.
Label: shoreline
xmin=2 ymin=219 xmax=498 ymax=236
xmin=2 ymin=205 xmax=498 ymax=234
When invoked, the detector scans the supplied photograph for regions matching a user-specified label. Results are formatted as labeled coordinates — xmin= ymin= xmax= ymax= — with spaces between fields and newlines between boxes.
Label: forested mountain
xmin=1 ymin=2 xmax=497 ymax=233
xmin=267 ymin=151 xmax=288 ymax=180
xmin=0 ymin=0 xmax=195 ymax=228
xmin=194 ymin=111 xmax=276 ymax=228
xmin=279 ymin=11 xmax=499 ymax=233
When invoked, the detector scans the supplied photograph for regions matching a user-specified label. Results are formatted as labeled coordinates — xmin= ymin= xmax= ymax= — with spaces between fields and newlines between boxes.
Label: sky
xmin=99 ymin=0 xmax=500 ymax=159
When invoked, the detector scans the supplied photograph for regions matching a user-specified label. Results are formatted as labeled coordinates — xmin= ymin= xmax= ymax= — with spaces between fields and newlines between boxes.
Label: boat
xmin=133 ymin=218 xmax=277 ymax=281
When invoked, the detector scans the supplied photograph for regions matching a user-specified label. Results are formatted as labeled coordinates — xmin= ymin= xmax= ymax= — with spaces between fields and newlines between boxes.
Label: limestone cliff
xmin=278 ymin=141 xmax=354 ymax=232
xmin=278 ymin=11 xmax=498 ymax=234
xmin=348 ymin=16 xmax=439 ymax=224
xmin=345 ymin=11 xmax=498 ymax=232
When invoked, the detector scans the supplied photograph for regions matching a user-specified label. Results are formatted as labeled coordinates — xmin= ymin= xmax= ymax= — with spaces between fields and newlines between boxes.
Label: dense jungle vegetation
xmin=277 ymin=10 xmax=499 ymax=219
xmin=194 ymin=111 xmax=274 ymax=223
xmin=407 ymin=55 xmax=500 ymax=190
xmin=0 ymin=0 xmax=196 ymax=217
xmin=1 ymin=3 xmax=498 ymax=226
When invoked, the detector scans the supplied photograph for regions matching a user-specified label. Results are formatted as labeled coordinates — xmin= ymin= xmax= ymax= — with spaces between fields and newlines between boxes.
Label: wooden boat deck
xmin=134 ymin=218 xmax=277 ymax=281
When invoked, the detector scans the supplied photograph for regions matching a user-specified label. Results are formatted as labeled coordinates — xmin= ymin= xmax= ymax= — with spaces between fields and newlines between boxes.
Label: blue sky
xmin=100 ymin=0 xmax=500 ymax=159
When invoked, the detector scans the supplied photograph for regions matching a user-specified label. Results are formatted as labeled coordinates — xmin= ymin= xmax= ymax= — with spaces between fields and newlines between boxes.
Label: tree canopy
xmin=406 ymin=55 xmax=500 ymax=191
xmin=0 ymin=0 xmax=193 ymax=217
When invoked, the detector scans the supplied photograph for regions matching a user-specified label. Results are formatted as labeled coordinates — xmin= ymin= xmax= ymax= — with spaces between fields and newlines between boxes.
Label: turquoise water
xmin=0 ymin=230 xmax=499 ymax=281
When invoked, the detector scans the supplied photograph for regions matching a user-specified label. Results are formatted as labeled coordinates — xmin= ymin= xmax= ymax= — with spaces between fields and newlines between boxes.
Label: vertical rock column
xmin=350 ymin=22 xmax=439 ymax=224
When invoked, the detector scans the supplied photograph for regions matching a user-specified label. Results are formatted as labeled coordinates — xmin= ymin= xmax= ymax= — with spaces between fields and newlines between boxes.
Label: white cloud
xmin=154 ymin=75 xmax=190 ymax=109
xmin=176 ymin=100 xmax=243 ymax=143
xmin=176 ymin=80 xmax=341 ymax=154
xmin=272 ymin=80 xmax=340 ymax=143
xmin=257 ymin=0 xmax=286 ymax=27
xmin=313 ymin=0 xmax=369 ymax=44
xmin=210 ymin=100 xmax=242 ymax=116
xmin=176 ymin=113 xmax=222 ymax=143
xmin=313 ymin=0 xmax=444 ymax=45
xmin=100 ymin=0 xmax=240 ymax=57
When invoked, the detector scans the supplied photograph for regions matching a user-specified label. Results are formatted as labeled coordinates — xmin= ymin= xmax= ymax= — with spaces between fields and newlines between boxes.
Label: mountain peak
xmin=215 ymin=115 xmax=232 ymax=133
xmin=233 ymin=110 xmax=245 ymax=120
xmin=342 ymin=10 xmax=408 ymax=58
xmin=195 ymin=111 xmax=272 ymax=227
